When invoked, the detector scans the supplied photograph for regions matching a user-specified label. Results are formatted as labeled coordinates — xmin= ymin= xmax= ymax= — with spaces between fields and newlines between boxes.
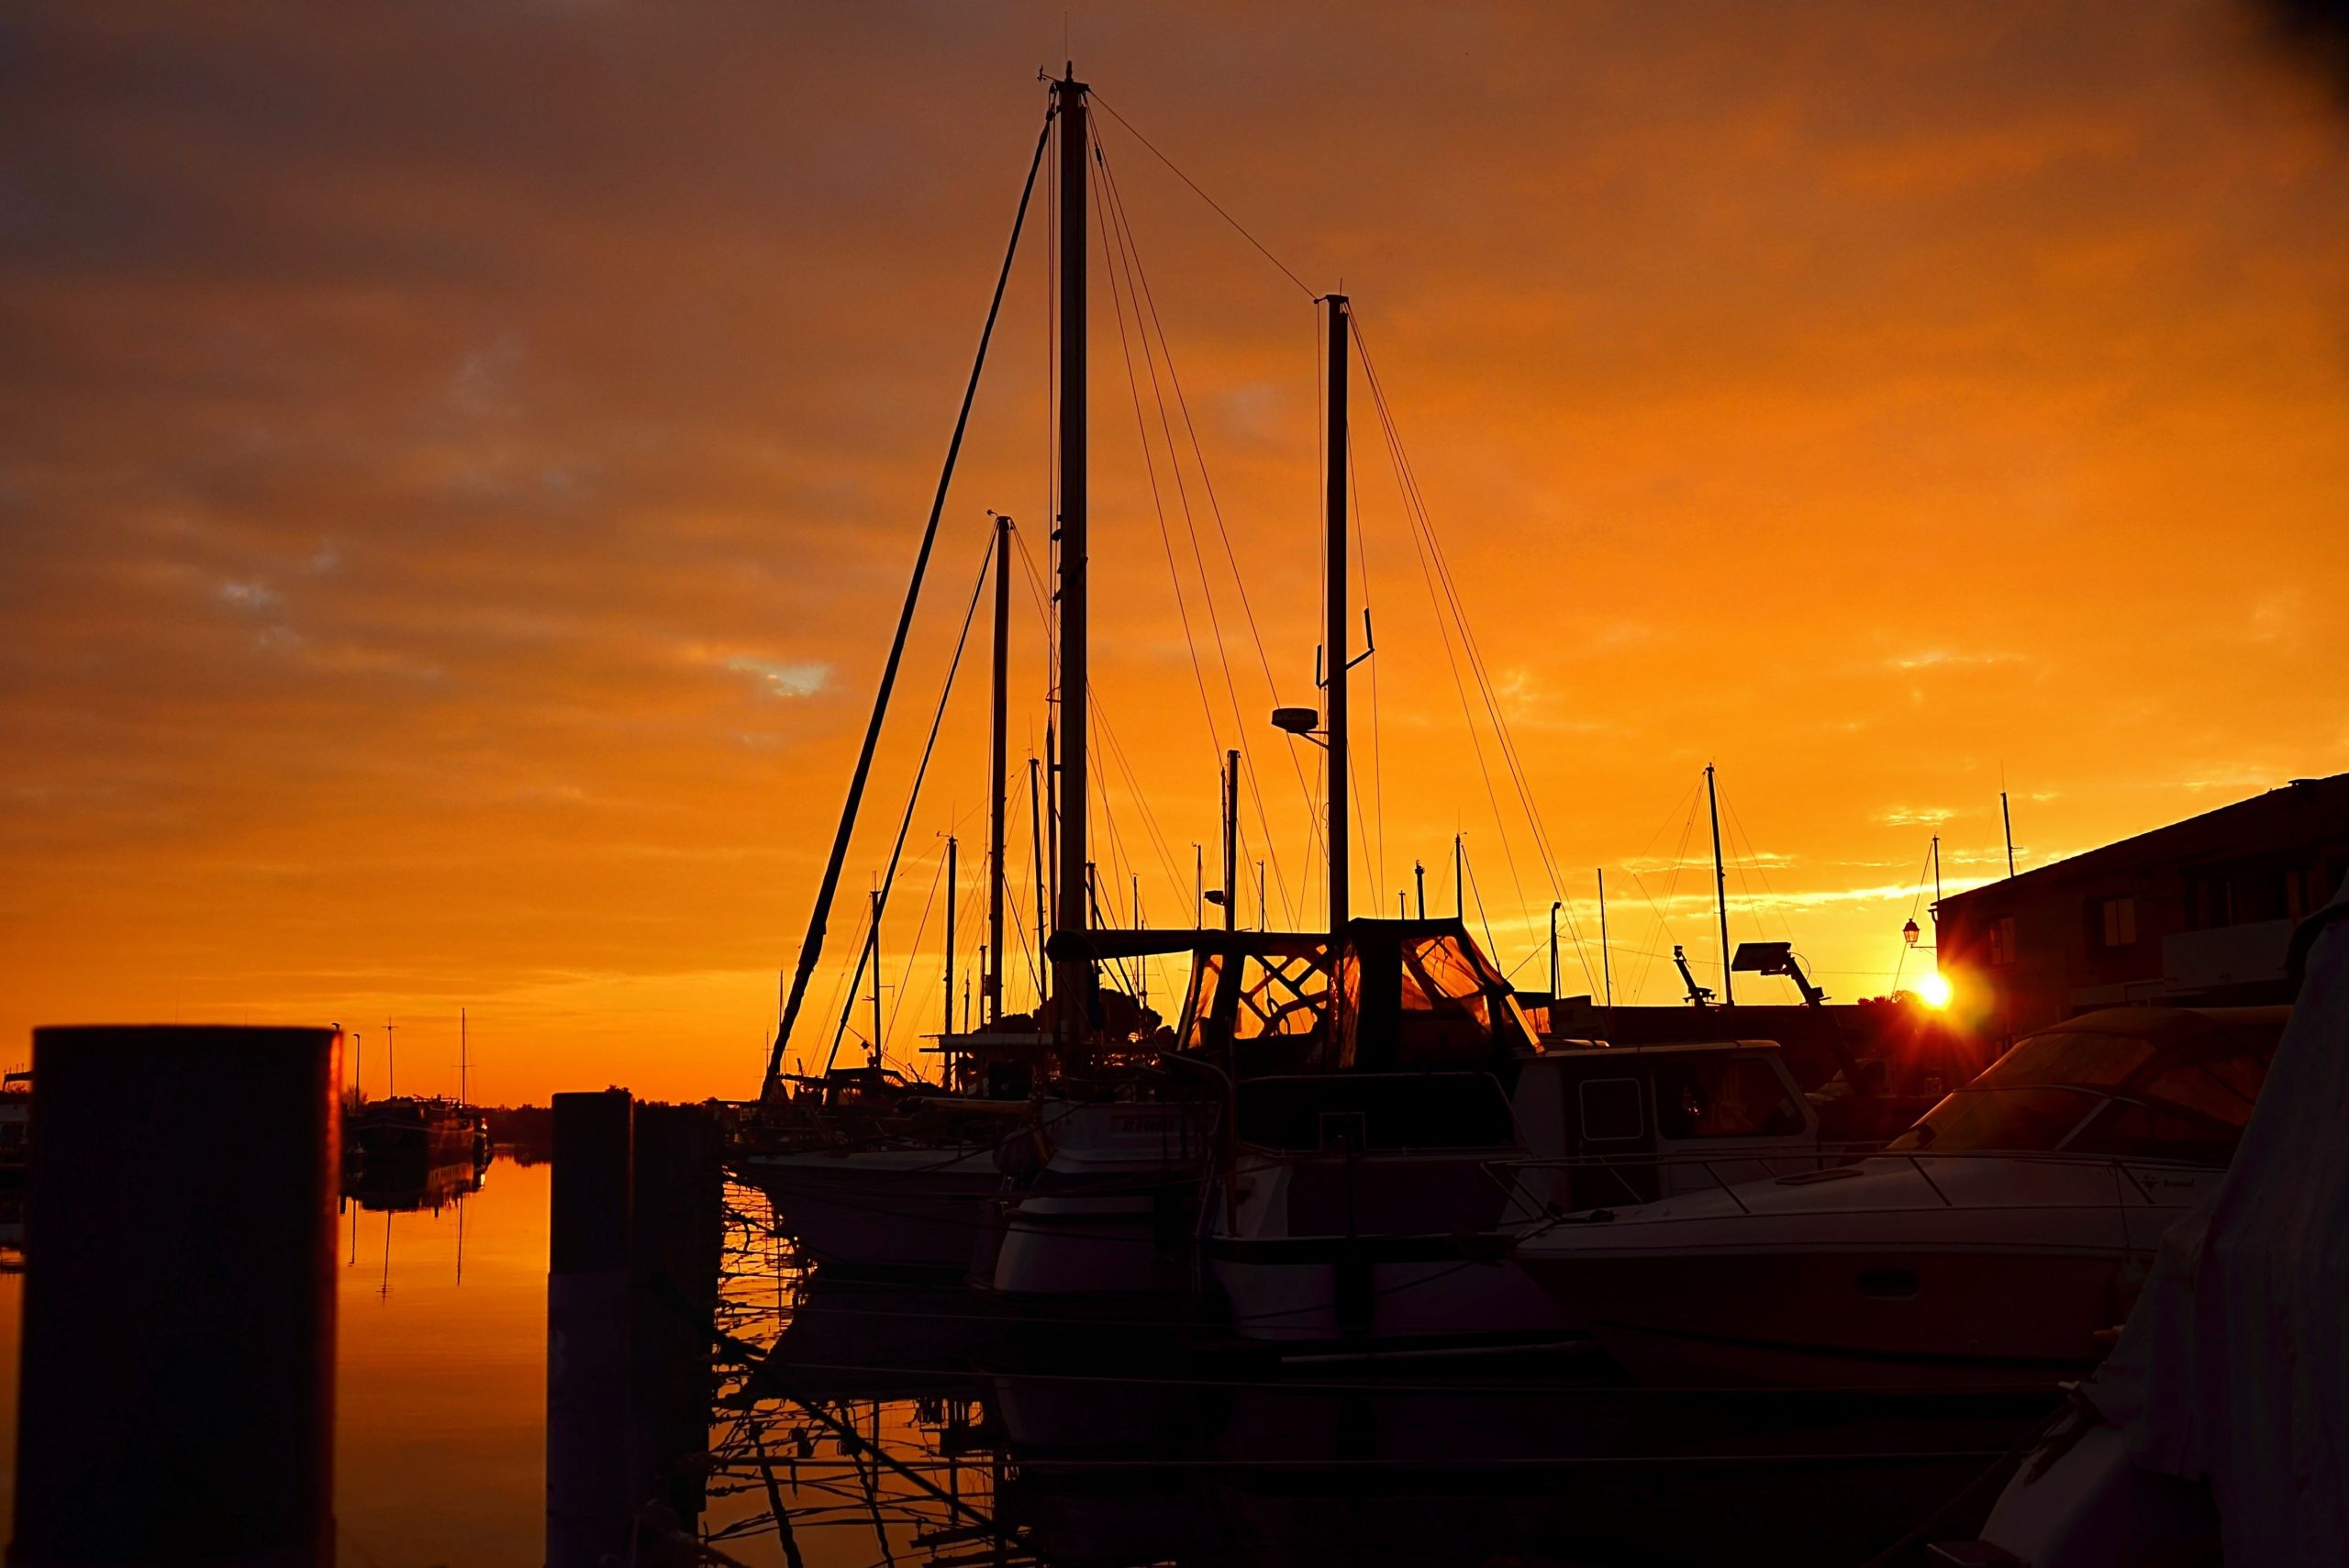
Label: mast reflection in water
xmin=700 ymin=1188 xmax=2049 ymax=1568
xmin=0 ymin=1162 xmax=2051 ymax=1564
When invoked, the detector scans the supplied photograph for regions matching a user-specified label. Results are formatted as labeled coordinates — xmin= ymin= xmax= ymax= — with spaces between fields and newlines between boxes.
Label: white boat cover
xmin=2087 ymin=875 xmax=2349 ymax=1563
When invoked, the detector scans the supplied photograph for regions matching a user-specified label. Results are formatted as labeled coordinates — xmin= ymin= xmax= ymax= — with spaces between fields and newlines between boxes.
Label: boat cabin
xmin=1510 ymin=1040 xmax=1821 ymax=1212
xmin=1057 ymin=917 xmax=1540 ymax=1079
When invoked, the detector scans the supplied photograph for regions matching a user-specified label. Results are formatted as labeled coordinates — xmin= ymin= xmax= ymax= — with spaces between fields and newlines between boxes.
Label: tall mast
xmin=868 ymin=887 xmax=884 ymax=1069
xmin=1050 ymin=67 xmax=1092 ymax=1043
xmin=1453 ymin=834 xmax=1464 ymax=920
xmin=1706 ymin=763 xmax=1734 ymax=1006
xmin=1221 ymin=750 xmax=1239 ymax=933
xmin=1598 ymin=868 xmax=1614 ymax=1007
xmin=1323 ymin=294 xmax=1351 ymax=942
xmin=385 ymin=1017 xmax=396 ymax=1099
xmin=944 ymin=834 xmax=958 ymax=1041
xmin=1932 ymin=834 xmax=1943 ymax=922
xmin=1547 ymin=902 xmax=1560 ymax=996
xmin=459 ymin=1007 xmax=467 ymax=1105
xmin=2001 ymin=791 xmax=2017 ymax=878
xmin=986 ymin=513 xmax=1011 ymax=1026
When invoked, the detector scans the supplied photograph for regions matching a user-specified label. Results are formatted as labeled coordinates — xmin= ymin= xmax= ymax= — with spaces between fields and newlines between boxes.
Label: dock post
xmin=547 ymin=1088 xmax=635 ymax=1568
xmin=629 ymin=1102 xmax=724 ymax=1532
xmin=10 ymin=1024 xmax=340 ymax=1567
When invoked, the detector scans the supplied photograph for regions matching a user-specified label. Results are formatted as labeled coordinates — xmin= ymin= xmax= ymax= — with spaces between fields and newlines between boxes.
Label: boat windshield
xmin=1885 ymin=1085 xmax=2105 ymax=1153
xmin=1886 ymin=1006 xmax=2287 ymax=1160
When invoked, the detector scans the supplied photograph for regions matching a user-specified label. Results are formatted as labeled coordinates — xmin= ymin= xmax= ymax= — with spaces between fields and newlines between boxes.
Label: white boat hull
xmin=1517 ymin=1154 xmax=2214 ymax=1388
xmin=990 ymin=1100 xmax=1211 ymax=1304
xmin=741 ymin=1147 xmax=1008 ymax=1275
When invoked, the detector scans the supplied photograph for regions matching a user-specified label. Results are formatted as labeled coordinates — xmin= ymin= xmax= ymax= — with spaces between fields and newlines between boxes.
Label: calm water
xmin=0 ymin=1162 xmax=2041 ymax=1566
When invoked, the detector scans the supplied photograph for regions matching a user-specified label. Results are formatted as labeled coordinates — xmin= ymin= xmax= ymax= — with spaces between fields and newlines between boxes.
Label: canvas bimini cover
xmin=2084 ymin=875 xmax=2349 ymax=1562
xmin=1048 ymin=917 xmax=1538 ymax=1074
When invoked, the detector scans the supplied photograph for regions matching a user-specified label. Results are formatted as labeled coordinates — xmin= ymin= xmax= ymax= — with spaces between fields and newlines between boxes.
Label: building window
xmin=2091 ymin=895 xmax=2138 ymax=951
xmin=1987 ymin=916 xmax=2017 ymax=967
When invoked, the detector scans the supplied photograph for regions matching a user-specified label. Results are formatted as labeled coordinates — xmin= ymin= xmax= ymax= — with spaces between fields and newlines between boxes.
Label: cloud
xmin=1876 ymin=805 xmax=1954 ymax=826
xmin=1886 ymin=650 xmax=2023 ymax=673
xmin=726 ymin=658 xmax=829 ymax=699
xmin=218 ymin=579 xmax=281 ymax=612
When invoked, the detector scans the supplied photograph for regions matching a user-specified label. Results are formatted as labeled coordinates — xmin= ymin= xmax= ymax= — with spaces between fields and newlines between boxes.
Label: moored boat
xmin=1514 ymin=1005 xmax=2290 ymax=1388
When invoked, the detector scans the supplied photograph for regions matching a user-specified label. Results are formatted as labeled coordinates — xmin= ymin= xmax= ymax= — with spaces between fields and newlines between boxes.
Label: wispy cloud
xmin=726 ymin=658 xmax=829 ymax=699
xmin=1887 ymin=650 xmax=2022 ymax=673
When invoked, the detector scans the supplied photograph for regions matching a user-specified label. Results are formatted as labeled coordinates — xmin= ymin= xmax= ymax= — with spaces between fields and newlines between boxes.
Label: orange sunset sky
xmin=3 ymin=4 xmax=2344 ymax=1103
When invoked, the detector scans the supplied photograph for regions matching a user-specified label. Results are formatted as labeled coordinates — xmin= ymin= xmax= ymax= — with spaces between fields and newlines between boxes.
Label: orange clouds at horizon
xmin=3 ymin=3 xmax=2344 ymax=1103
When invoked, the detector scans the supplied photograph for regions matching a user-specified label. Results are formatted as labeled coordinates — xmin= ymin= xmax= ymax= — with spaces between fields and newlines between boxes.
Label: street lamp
xmin=1902 ymin=917 xmax=1920 ymax=947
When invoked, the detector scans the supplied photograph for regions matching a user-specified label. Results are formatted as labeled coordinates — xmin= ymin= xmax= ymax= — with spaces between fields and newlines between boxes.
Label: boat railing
xmin=1501 ymin=1146 xmax=2189 ymax=1218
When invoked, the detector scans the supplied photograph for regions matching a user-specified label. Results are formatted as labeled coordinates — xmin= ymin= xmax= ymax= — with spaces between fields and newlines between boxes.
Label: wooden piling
xmin=11 ymin=1024 xmax=340 ymax=1567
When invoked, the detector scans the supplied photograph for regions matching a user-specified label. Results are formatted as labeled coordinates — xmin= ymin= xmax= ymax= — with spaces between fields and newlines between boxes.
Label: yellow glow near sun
xmin=1918 ymin=972 xmax=1954 ymax=1009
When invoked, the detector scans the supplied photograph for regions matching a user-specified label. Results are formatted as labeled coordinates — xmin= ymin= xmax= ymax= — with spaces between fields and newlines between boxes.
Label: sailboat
xmin=744 ymin=72 xmax=1812 ymax=1326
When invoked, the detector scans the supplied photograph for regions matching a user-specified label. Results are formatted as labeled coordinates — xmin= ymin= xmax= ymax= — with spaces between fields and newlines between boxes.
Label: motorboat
xmin=1958 ymin=887 xmax=2348 ymax=1567
xmin=1197 ymin=922 xmax=1825 ymax=1351
xmin=994 ymin=920 xmax=1831 ymax=1346
xmin=1514 ymin=1005 xmax=2291 ymax=1389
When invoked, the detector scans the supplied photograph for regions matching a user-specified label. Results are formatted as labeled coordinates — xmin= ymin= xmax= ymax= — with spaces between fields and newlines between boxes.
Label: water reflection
xmin=0 ymin=1160 xmax=2053 ymax=1565
xmin=704 ymin=1192 xmax=2051 ymax=1567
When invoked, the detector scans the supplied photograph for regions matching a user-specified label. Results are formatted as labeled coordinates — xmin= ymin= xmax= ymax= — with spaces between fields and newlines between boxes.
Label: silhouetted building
xmin=1937 ymin=773 xmax=2349 ymax=1040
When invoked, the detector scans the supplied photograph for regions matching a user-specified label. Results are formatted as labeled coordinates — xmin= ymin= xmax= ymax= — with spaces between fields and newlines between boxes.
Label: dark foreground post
xmin=11 ymin=1024 xmax=340 ymax=1568
xmin=547 ymin=1089 xmax=634 ymax=1568
xmin=629 ymin=1103 xmax=724 ymax=1531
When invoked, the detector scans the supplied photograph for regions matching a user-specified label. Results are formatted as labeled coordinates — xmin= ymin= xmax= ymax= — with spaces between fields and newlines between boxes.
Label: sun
xmin=1917 ymin=972 xmax=1954 ymax=1009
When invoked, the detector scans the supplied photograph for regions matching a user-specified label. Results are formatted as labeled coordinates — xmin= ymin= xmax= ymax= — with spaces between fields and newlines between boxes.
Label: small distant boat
xmin=1514 ymin=1005 xmax=2291 ymax=1388
xmin=348 ymin=1095 xmax=484 ymax=1184
xmin=0 ymin=1070 xmax=29 ymax=1182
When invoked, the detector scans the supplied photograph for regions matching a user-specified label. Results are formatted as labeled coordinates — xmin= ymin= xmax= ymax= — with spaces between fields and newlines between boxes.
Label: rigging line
xmin=1351 ymin=328 xmax=1543 ymax=923
xmin=1088 ymin=687 xmax=1192 ymax=913
xmin=1089 ymin=144 xmax=1227 ymax=769
xmin=1098 ymin=144 xmax=1267 ymax=791
xmin=877 ymin=841 xmax=950 ymax=1072
xmin=1892 ymin=842 xmax=1935 ymax=994
xmin=768 ymin=106 xmax=1052 ymax=1087
xmin=822 ymin=534 xmax=998 ymax=1073
xmin=1091 ymin=139 xmax=1310 ymax=889
xmin=1630 ymin=781 xmax=1703 ymax=1003
xmin=1085 ymin=154 xmax=1240 ymax=910
xmin=1351 ymin=316 xmax=1598 ymax=983
xmin=1410 ymin=462 xmax=1598 ymax=994
xmin=1721 ymin=785 xmax=1801 ymax=951
xmin=1093 ymin=137 xmax=1305 ymax=925
xmin=1461 ymin=840 xmax=1507 ymax=975
xmin=1359 ymin=350 xmax=1531 ymax=942
xmin=1364 ymin=373 xmax=1577 ymax=967
xmin=1618 ymin=775 xmax=1701 ymax=1001
xmin=999 ymin=764 xmax=1044 ymax=1005
xmin=1087 ymin=90 xmax=1316 ymax=298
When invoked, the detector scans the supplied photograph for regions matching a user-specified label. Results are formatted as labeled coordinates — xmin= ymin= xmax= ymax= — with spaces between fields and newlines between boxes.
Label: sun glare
xmin=1917 ymin=972 xmax=1954 ymax=1009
